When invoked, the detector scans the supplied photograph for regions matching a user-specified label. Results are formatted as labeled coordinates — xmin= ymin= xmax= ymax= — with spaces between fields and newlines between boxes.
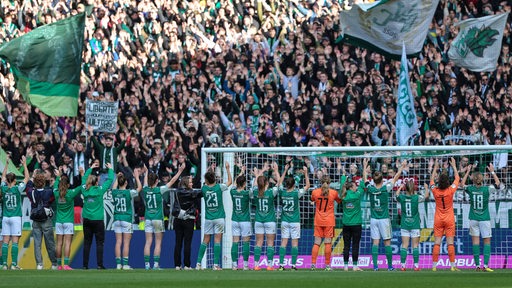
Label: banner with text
xmin=85 ymin=100 xmax=118 ymax=133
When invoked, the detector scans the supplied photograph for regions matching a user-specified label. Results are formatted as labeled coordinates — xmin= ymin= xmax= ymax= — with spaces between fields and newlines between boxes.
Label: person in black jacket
xmin=27 ymin=170 xmax=58 ymax=270
xmin=172 ymin=176 xmax=201 ymax=270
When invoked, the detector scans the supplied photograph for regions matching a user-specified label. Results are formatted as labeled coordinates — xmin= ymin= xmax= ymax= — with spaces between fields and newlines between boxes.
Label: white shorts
xmin=400 ymin=229 xmax=420 ymax=238
xmin=2 ymin=216 xmax=21 ymax=236
xmin=370 ymin=218 xmax=391 ymax=240
xmin=145 ymin=219 xmax=164 ymax=233
xmin=204 ymin=218 xmax=225 ymax=235
xmin=254 ymin=222 xmax=276 ymax=235
xmin=55 ymin=223 xmax=74 ymax=235
xmin=281 ymin=222 xmax=300 ymax=239
xmin=113 ymin=220 xmax=133 ymax=234
xmin=469 ymin=220 xmax=492 ymax=238
xmin=232 ymin=221 xmax=252 ymax=237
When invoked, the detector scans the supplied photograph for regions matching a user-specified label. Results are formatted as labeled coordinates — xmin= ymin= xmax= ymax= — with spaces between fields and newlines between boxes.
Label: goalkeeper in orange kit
xmin=429 ymin=158 xmax=459 ymax=271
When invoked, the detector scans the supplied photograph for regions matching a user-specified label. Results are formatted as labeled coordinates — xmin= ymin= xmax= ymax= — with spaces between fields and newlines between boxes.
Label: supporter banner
xmin=339 ymin=0 xmax=439 ymax=59
xmin=250 ymin=255 xmax=507 ymax=270
xmin=448 ymin=13 xmax=509 ymax=72
xmin=0 ymin=147 xmax=23 ymax=177
xmin=396 ymin=42 xmax=418 ymax=146
xmin=85 ymin=100 xmax=118 ymax=133
xmin=0 ymin=13 xmax=85 ymax=117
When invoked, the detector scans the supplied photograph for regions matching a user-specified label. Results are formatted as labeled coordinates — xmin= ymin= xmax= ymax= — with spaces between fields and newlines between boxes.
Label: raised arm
xmin=423 ymin=183 xmax=430 ymax=200
xmin=2 ymin=158 xmax=8 ymax=183
xmin=134 ymin=168 xmax=143 ymax=192
xmin=166 ymin=163 xmax=185 ymax=188
xmin=391 ymin=160 xmax=408 ymax=186
xmin=303 ymin=165 xmax=310 ymax=192
xmin=21 ymin=156 xmax=30 ymax=185
xmin=460 ymin=163 xmax=473 ymax=188
xmin=395 ymin=183 xmax=403 ymax=198
xmin=278 ymin=163 xmax=290 ymax=187
xmin=101 ymin=163 xmax=115 ymax=191
xmin=450 ymin=157 xmax=460 ymax=183
xmin=225 ymin=162 xmax=232 ymax=187
xmin=430 ymin=159 xmax=440 ymax=186
xmin=487 ymin=163 xmax=500 ymax=187
xmin=271 ymin=162 xmax=280 ymax=185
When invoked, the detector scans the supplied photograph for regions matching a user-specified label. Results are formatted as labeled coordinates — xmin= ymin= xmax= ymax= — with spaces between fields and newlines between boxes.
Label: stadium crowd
xmin=0 ymin=0 xmax=511 ymax=218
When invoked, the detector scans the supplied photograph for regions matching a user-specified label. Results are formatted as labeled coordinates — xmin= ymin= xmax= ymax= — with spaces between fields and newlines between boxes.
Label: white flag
xmin=396 ymin=43 xmax=419 ymax=146
xmin=448 ymin=13 xmax=509 ymax=72
xmin=339 ymin=0 xmax=440 ymax=59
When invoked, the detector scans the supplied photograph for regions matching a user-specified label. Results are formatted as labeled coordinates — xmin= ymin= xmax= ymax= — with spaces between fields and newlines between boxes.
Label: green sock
xmin=413 ymin=248 xmax=419 ymax=266
xmin=483 ymin=244 xmax=491 ymax=267
xmin=144 ymin=255 xmax=150 ymax=264
xmin=400 ymin=248 xmax=407 ymax=265
xmin=116 ymin=257 xmax=121 ymax=265
xmin=154 ymin=256 xmax=160 ymax=267
xmin=214 ymin=244 xmax=221 ymax=266
xmin=385 ymin=246 xmax=392 ymax=268
xmin=279 ymin=247 xmax=286 ymax=265
xmin=11 ymin=243 xmax=18 ymax=266
xmin=122 ymin=257 xmax=128 ymax=266
xmin=372 ymin=245 xmax=379 ymax=268
xmin=231 ymin=242 xmax=239 ymax=264
xmin=2 ymin=243 xmax=8 ymax=265
xmin=473 ymin=245 xmax=480 ymax=267
xmin=291 ymin=246 xmax=298 ymax=266
xmin=267 ymin=246 xmax=275 ymax=266
xmin=242 ymin=242 xmax=250 ymax=261
xmin=64 ymin=257 xmax=70 ymax=265
xmin=254 ymin=246 xmax=262 ymax=264
xmin=197 ymin=243 xmax=207 ymax=263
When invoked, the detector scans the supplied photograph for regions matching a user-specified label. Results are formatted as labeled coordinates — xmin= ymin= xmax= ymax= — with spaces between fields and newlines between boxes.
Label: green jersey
xmin=253 ymin=187 xmax=278 ymax=223
xmin=112 ymin=188 xmax=138 ymax=222
xmin=53 ymin=177 xmax=82 ymax=223
xmin=279 ymin=188 xmax=305 ymax=223
xmin=397 ymin=194 xmax=425 ymax=230
xmin=230 ymin=188 xmax=251 ymax=222
xmin=1 ymin=183 xmax=25 ymax=217
xmin=465 ymin=185 xmax=493 ymax=221
xmin=202 ymin=183 xmax=228 ymax=220
xmin=82 ymin=168 xmax=114 ymax=220
xmin=367 ymin=184 xmax=392 ymax=219
xmin=342 ymin=180 xmax=365 ymax=226
xmin=142 ymin=186 xmax=169 ymax=220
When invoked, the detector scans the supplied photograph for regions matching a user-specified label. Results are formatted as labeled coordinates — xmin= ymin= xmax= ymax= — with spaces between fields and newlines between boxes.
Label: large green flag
xmin=0 ymin=13 xmax=85 ymax=117
xmin=0 ymin=147 xmax=23 ymax=177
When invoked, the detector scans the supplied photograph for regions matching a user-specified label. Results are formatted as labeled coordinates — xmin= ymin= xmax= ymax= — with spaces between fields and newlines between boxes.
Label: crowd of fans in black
xmin=0 ymin=0 xmax=511 ymax=198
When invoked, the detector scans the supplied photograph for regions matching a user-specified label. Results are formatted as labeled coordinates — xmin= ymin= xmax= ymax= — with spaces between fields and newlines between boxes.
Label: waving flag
xmin=0 ymin=13 xmax=85 ymax=117
xmin=339 ymin=0 xmax=440 ymax=59
xmin=396 ymin=43 xmax=419 ymax=146
xmin=448 ymin=13 xmax=509 ymax=72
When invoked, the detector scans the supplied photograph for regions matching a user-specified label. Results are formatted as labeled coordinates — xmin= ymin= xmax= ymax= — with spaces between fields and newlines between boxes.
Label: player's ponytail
xmin=257 ymin=175 xmax=267 ymax=198
xmin=321 ymin=175 xmax=330 ymax=196
xmin=405 ymin=180 xmax=415 ymax=195
xmin=58 ymin=175 xmax=70 ymax=200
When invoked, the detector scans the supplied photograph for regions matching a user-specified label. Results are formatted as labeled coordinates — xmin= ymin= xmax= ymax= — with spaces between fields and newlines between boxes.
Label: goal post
xmin=200 ymin=145 xmax=512 ymax=270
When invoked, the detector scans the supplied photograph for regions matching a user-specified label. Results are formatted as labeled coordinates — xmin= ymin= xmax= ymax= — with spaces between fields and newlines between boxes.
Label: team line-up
xmin=0 ymin=156 xmax=498 ymax=271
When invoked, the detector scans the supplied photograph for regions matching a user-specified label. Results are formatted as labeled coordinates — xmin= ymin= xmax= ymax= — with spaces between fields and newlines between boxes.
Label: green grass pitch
xmin=2 ymin=269 xmax=511 ymax=288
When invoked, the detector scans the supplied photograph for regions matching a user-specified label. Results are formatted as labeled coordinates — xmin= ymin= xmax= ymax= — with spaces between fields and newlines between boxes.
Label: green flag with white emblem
xmin=0 ymin=13 xmax=85 ymax=117
xmin=396 ymin=43 xmax=418 ymax=146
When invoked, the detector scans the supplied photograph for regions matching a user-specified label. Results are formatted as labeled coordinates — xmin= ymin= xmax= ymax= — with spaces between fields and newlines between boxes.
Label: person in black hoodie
xmin=172 ymin=176 xmax=201 ymax=270
xmin=27 ymin=170 xmax=58 ymax=270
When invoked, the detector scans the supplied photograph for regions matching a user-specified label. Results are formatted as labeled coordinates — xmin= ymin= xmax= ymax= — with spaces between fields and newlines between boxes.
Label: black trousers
xmin=343 ymin=225 xmax=362 ymax=263
xmin=174 ymin=218 xmax=195 ymax=268
xmin=83 ymin=218 xmax=105 ymax=268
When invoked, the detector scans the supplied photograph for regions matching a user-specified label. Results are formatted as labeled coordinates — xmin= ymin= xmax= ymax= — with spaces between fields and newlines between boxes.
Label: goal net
xmin=199 ymin=145 xmax=512 ymax=270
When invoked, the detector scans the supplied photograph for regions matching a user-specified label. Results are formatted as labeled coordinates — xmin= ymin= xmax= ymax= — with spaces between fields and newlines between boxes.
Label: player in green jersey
xmin=1 ymin=157 xmax=29 ymax=270
xmin=112 ymin=169 xmax=142 ymax=270
xmin=54 ymin=169 xmax=83 ymax=270
xmin=340 ymin=158 xmax=369 ymax=271
xmin=230 ymin=165 xmax=252 ymax=270
xmin=395 ymin=170 xmax=430 ymax=271
xmin=461 ymin=163 xmax=501 ymax=272
xmin=367 ymin=160 xmax=406 ymax=271
xmin=278 ymin=163 xmax=310 ymax=271
xmin=196 ymin=162 xmax=232 ymax=270
xmin=82 ymin=162 xmax=114 ymax=269
xmin=142 ymin=164 xmax=184 ymax=270
xmin=252 ymin=162 xmax=281 ymax=271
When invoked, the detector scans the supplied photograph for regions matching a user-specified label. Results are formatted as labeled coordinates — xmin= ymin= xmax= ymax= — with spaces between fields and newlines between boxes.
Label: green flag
xmin=0 ymin=147 xmax=23 ymax=177
xmin=0 ymin=13 xmax=85 ymax=117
